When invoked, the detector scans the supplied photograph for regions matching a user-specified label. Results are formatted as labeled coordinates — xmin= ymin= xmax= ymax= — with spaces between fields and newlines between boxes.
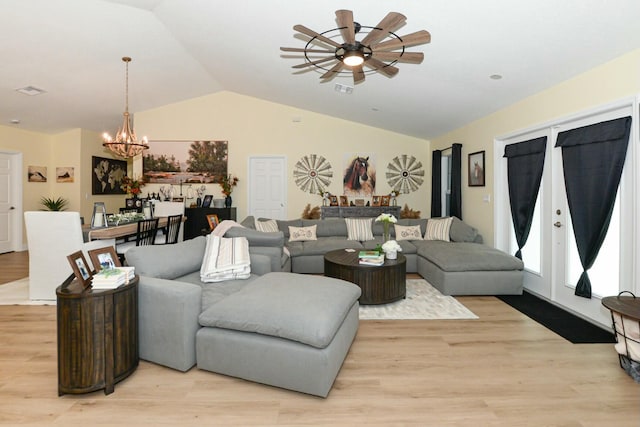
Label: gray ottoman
xmin=196 ymin=272 xmax=361 ymax=397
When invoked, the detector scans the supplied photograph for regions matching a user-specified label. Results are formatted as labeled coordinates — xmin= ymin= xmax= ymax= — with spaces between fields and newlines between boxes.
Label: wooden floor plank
xmin=0 ymin=251 xmax=638 ymax=426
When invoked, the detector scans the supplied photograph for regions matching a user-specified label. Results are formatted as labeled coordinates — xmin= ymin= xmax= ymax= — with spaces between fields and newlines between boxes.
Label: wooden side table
xmin=56 ymin=275 xmax=139 ymax=396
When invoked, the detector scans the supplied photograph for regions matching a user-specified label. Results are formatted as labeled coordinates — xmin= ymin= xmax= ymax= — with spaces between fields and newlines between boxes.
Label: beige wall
xmin=432 ymin=49 xmax=640 ymax=245
xmin=134 ymin=91 xmax=431 ymax=220
xmin=0 ymin=124 xmax=129 ymax=247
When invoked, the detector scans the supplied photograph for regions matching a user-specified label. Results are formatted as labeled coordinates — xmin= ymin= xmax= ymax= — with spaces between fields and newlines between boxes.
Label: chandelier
xmin=102 ymin=57 xmax=149 ymax=159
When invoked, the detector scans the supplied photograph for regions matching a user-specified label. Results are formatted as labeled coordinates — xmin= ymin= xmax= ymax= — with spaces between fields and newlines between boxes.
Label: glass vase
xmin=383 ymin=222 xmax=390 ymax=243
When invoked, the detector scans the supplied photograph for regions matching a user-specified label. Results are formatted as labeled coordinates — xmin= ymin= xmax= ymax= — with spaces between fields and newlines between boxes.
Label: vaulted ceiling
xmin=2 ymin=0 xmax=639 ymax=140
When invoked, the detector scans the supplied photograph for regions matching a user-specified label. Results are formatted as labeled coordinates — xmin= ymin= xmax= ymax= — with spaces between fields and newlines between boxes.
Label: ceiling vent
xmin=334 ymin=83 xmax=353 ymax=94
xmin=16 ymin=86 xmax=46 ymax=96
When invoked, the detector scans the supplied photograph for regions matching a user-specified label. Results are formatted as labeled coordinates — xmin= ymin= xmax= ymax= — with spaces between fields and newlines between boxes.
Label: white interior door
xmin=248 ymin=156 xmax=286 ymax=219
xmin=498 ymin=100 xmax=635 ymax=328
xmin=0 ymin=153 xmax=17 ymax=254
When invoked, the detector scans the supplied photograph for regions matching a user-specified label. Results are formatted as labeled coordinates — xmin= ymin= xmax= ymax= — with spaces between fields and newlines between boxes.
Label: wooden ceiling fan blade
xmin=335 ymin=9 xmax=355 ymax=45
xmin=353 ymin=65 xmax=365 ymax=84
xmin=373 ymin=30 xmax=431 ymax=51
xmin=371 ymin=51 xmax=424 ymax=64
xmin=292 ymin=56 xmax=337 ymax=69
xmin=281 ymin=47 xmax=334 ymax=54
xmin=360 ymin=12 xmax=406 ymax=46
xmin=293 ymin=24 xmax=342 ymax=48
xmin=320 ymin=62 xmax=345 ymax=81
xmin=366 ymin=58 xmax=399 ymax=77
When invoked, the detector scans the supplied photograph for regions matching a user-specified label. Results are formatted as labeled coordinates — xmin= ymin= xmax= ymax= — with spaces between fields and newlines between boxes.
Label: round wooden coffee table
xmin=324 ymin=249 xmax=406 ymax=305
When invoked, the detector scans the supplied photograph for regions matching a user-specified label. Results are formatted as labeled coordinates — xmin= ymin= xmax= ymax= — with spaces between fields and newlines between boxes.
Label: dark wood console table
xmin=321 ymin=206 xmax=401 ymax=219
xmin=56 ymin=276 xmax=139 ymax=396
xmin=184 ymin=207 xmax=236 ymax=239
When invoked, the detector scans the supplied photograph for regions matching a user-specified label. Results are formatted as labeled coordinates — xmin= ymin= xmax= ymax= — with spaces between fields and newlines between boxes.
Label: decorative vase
xmin=225 ymin=195 xmax=232 ymax=208
xmin=383 ymin=222 xmax=390 ymax=243
xmin=196 ymin=197 xmax=202 ymax=207
xmin=385 ymin=250 xmax=397 ymax=260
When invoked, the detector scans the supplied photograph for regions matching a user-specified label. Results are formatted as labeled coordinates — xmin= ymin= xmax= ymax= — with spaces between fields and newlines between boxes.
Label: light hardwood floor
xmin=0 ymin=250 xmax=638 ymax=426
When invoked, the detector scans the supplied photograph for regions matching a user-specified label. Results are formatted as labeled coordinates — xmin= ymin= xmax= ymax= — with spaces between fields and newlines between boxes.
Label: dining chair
xmin=154 ymin=214 xmax=183 ymax=245
xmin=116 ymin=218 xmax=159 ymax=262
xmin=24 ymin=211 xmax=116 ymax=301
xmin=153 ymin=201 xmax=185 ymax=243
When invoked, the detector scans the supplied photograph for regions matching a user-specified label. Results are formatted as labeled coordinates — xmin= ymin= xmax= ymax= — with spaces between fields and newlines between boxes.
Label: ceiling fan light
xmin=343 ymin=50 xmax=364 ymax=67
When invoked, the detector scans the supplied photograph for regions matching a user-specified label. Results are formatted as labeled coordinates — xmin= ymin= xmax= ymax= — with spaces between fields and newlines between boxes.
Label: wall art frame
xmin=92 ymin=156 xmax=127 ymax=195
xmin=468 ymin=150 xmax=486 ymax=187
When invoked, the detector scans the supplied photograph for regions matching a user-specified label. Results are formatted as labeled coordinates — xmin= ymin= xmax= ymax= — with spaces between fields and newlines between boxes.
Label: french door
xmin=498 ymin=100 xmax=635 ymax=327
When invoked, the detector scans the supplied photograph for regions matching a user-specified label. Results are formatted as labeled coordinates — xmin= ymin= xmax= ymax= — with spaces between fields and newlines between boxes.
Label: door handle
xmin=554 ymin=221 xmax=562 ymax=228
xmin=9 ymin=206 xmax=15 ymax=210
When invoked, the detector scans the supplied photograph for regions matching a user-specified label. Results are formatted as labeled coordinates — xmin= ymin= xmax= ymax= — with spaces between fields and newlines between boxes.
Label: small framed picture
xmin=354 ymin=198 xmax=365 ymax=207
xmin=468 ymin=150 xmax=486 ymax=187
xmin=88 ymin=246 xmax=121 ymax=273
xmin=66 ymin=251 xmax=93 ymax=289
xmin=339 ymin=195 xmax=348 ymax=207
xmin=329 ymin=195 xmax=339 ymax=206
xmin=371 ymin=196 xmax=381 ymax=206
xmin=125 ymin=198 xmax=135 ymax=208
xmin=207 ymin=214 xmax=220 ymax=230
xmin=172 ymin=197 xmax=185 ymax=202
xmin=380 ymin=195 xmax=390 ymax=206
xmin=202 ymin=195 xmax=213 ymax=208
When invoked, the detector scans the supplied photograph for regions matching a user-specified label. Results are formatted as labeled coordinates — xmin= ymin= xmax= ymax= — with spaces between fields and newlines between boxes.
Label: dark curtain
xmin=503 ymin=137 xmax=547 ymax=259
xmin=431 ymin=150 xmax=442 ymax=217
xmin=555 ymin=116 xmax=632 ymax=298
xmin=450 ymin=143 xmax=462 ymax=219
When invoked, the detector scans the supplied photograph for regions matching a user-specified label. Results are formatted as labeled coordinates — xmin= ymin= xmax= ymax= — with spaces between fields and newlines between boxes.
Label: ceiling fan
xmin=280 ymin=9 xmax=431 ymax=85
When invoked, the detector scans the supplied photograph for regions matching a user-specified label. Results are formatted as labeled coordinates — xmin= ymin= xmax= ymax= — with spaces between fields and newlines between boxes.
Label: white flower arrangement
xmin=381 ymin=239 xmax=402 ymax=253
xmin=375 ymin=213 xmax=397 ymax=223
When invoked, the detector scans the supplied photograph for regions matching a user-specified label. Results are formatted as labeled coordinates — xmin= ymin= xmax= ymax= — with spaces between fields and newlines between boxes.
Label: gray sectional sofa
xmin=243 ymin=215 xmax=524 ymax=296
xmin=126 ymin=231 xmax=361 ymax=397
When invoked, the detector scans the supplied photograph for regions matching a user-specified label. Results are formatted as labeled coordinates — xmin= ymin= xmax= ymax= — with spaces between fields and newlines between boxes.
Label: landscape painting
xmin=143 ymin=140 xmax=228 ymax=184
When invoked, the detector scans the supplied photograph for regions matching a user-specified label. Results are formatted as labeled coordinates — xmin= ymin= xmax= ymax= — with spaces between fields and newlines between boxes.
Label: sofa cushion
xmin=198 ymin=272 xmax=361 ymax=349
xmin=126 ymin=236 xmax=206 ymax=279
xmin=416 ymin=241 xmax=524 ymax=272
xmin=286 ymin=237 xmax=363 ymax=256
xmin=345 ymin=218 xmax=374 ymax=241
xmin=303 ymin=219 xmax=347 ymax=237
xmin=255 ymin=218 xmax=278 ymax=233
xmin=424 ymin=217 xmax=453 ymax=242
xmin=288 ymin=225 xmax=317 ymax=242
xmin=449 ymin=217 xmax=479 ymax=242
xmin=394 ymin=224 xmax=422 ymax=241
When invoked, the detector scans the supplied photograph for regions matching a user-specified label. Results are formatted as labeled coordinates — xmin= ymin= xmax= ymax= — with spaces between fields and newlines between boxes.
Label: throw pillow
xmin=255 ymin=218 xmax=278 ymax=233
xmin=424 ymin=217 xmax=453 ymax=242
xmin=288 ymin=225 xmax=317 ymax=242
xmin=394 ymin=224 xmax=422 ymax=241
xmin=345 ymin=218 xmax=374 ymax=241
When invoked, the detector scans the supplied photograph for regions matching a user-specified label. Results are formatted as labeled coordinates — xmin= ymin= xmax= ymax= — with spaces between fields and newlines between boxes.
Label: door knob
xmin=554 ymin=221 xmax=562 ymax=228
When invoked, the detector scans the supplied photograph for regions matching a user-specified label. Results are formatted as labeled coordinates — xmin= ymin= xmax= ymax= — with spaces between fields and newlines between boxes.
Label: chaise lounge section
xmin=126 ymin=232 xmax=361 ymax=397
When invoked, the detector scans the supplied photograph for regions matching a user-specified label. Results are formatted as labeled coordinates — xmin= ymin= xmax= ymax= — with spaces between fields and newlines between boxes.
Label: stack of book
xmin=91 ymin=266 xmax=135 ymax=289
xmin=358 ymin=250 xmax=384 ymax=266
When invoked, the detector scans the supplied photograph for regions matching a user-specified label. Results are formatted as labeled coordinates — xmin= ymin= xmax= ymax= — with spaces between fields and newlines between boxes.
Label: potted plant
xmin=219 ymin=174 xmax=239 ymax=207
xmin=40 ymin=196 xmax=69 ymax=211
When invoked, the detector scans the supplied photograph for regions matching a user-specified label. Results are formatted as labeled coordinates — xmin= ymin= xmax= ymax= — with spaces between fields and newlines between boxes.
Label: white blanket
xmin=200 ymin=235 xmax=251 ymax=283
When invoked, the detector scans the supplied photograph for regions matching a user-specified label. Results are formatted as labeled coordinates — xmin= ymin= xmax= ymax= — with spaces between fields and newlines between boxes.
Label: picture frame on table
xmin=380 ymin=195 xmax=390 ymax=206
xmin=206 ymin=214 xmax=220 ymax=230
xmin=88 ymin=247 xmax=121 ymax=273
xmin=202 ymin=195 xmax=213 ymax=208
xmin=371 ymin=195 xmax=381 ymax=206
xmin=125 ymin=198 xmax=135 ymax=208
xmin=329 ymin=195 xmax=339 ymax=206
xmin=339 ymin=195 xmax=348 ymax=207
xmin=66 ymin=250 xmax=93 ymax=289
xmin=468 ymin=150 xmax=486 ymax=187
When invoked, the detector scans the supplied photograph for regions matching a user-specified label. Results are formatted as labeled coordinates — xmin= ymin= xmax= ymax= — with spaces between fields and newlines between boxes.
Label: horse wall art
xmin=343 ymin=154 xmax=376 ymax=197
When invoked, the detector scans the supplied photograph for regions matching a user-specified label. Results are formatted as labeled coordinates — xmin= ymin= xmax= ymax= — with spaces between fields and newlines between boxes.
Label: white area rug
xmin=0 ymin=278 xmax=55 ymax=305
xmin=359 ymin=279 xmax=478 ymax=320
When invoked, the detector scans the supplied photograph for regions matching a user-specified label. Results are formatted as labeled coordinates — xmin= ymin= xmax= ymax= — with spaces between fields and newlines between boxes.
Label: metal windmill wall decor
xmin=293 ymin=154 xmax=333 ymax=194
xmin=386 ymin=155 xmax=424 ymax=193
